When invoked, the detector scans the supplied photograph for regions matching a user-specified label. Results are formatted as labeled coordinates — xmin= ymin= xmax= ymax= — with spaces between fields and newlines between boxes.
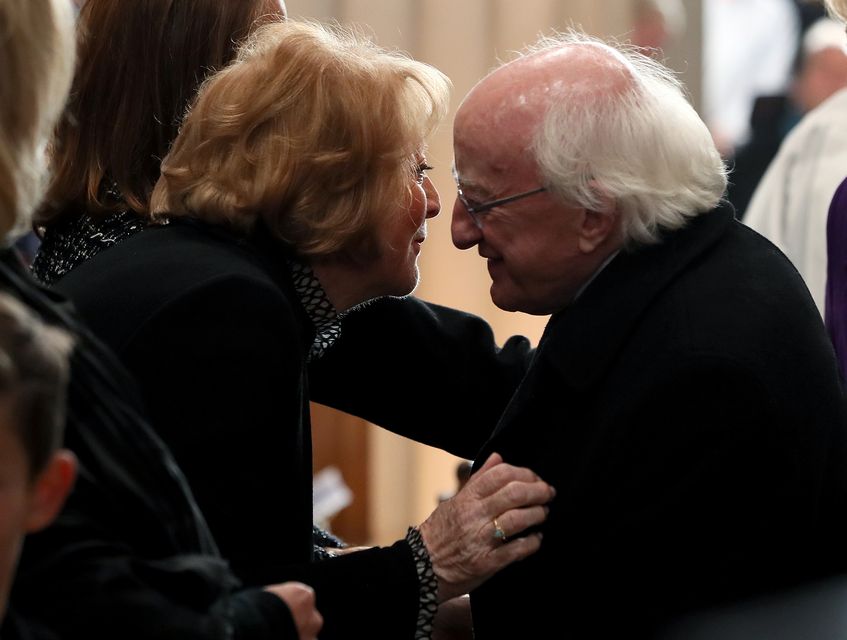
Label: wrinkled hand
xmin=264 ymin=582 xmax=323 ymax=640
xmin=418 ymin=452 xmax=554 ymax=602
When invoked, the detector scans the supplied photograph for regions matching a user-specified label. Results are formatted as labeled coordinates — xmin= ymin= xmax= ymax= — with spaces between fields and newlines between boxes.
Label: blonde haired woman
xmin=54 ymin=19 xmax=553 ymax=640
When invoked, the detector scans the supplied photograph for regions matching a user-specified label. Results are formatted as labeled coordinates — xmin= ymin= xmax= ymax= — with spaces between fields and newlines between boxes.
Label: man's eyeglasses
xmin=452 ymin=165 xmax=546 ymax=228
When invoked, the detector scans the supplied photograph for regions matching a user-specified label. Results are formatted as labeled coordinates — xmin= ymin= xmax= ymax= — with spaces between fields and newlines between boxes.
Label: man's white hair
xmin=524 ymin=31 xmax=728 ymax=246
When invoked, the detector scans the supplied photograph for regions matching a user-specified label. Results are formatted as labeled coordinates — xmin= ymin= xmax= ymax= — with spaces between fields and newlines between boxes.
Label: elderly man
xmin=311 ymin=31 xmax=847 ymax=638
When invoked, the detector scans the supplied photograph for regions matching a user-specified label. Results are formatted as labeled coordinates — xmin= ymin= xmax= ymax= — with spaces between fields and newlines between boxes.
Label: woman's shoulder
xmin=63 ymin=217 xmax=278 ymax=291
xmin=53 ymin=220 xmax=299 ymax=353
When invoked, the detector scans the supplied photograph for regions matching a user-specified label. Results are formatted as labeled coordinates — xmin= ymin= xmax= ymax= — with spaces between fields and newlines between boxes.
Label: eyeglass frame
xmin=452 ymin=165 xmax=546 ymax=228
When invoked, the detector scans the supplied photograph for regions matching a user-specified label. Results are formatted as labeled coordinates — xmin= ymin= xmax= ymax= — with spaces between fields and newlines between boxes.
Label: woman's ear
xmin=25 ymin=449 xmax=76 ymax=533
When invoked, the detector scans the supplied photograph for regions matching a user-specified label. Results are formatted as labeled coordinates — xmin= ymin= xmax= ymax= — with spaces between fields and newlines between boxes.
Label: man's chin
xmin=490 ymin=285 xmax=520 ymax=313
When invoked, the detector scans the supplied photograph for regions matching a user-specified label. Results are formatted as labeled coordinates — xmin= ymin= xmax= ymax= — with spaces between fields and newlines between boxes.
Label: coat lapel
xmin=540 ymin=202 xmax=736 ymax=390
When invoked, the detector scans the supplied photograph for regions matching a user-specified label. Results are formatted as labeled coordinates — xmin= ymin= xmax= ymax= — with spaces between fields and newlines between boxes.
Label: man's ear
xmin=578 ymin=181 xmax=619 ymax=253
xmin=25 ymin=449 xmax=76 ymax=533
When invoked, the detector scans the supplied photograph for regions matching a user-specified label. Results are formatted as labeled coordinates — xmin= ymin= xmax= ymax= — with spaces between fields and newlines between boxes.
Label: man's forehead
xmin=459 ymin=41 xmax=632 ymax=116
xmin=453 ymin=91 xmax=543 ymax=184
xmin=454 ymin=158 xmax=512 ymax=187
xmin=453 ymin=136 xmax=534 ymax=195
xmin=456 ymin=76 xmax=544 ymax=147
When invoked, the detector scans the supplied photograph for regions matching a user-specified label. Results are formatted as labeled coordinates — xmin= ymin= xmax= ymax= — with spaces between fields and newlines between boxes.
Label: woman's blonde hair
xmin=151 ymin=19 xmax=451 ymax=258
xmin=0 ymin=0 xmax=74 ymax=242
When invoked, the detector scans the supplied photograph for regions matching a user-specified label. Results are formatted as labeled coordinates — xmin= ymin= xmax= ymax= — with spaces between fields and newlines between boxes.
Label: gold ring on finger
xmin=492 ymin=517 xmax=507 ymax=542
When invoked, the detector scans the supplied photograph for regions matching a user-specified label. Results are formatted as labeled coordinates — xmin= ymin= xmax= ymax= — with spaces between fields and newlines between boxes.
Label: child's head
xmin=0 ymin=293 xmax=75 ymax=621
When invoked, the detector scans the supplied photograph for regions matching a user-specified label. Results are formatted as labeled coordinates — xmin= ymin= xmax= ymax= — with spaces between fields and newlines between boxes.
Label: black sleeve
xmin=310 ymin=296 xmax=535 ymax=459
xmin=278 ymin=540 xmax=420 ymax=640
xmin=228 ymin=589 xmax=299 ymax=640
xmin=14 ymin=498 xmax=300 ymax=640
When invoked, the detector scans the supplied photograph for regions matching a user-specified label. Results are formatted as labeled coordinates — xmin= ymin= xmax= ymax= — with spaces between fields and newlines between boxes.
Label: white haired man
xmin=311 ymin=31 xmax=847 ymax=638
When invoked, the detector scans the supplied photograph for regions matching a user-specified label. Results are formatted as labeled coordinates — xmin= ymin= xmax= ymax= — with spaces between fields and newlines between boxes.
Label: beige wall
xmin=285 ymin=0 xmax=702 ymax=544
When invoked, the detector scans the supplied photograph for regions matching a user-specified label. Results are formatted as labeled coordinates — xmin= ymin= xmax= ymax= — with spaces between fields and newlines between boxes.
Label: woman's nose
xmin=424 ymin=177 xmax=441 ymax=219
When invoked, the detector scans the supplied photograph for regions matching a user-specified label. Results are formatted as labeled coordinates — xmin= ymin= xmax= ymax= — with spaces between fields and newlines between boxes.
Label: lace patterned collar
xmin=287 ymin=258 xmax=341 ymax=361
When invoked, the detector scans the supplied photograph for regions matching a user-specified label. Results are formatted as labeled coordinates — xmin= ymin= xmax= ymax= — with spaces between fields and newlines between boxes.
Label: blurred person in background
xmin=630 ymin=0 xmax=686 ymax=57
xmin=31 ymin=0 xmax=287 ymax=286
xmin=743 ymin=16 xmax=847 ymax=312
xmin=730 ymin=15 xmax=847 ymax=221
xmin=703 ymin=0 xmax=800 ymax=157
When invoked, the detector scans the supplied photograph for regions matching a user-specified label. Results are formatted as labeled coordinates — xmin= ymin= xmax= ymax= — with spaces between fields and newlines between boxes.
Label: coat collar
xmin=537 ymin=201 xmax=736 ymax=391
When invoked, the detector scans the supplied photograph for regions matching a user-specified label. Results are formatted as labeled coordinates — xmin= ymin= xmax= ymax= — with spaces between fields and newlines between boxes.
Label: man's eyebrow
xmin=452 ymin=163 xmax=495 ymax=198
xmin=463 ymin=179 xmax=493 ymax=197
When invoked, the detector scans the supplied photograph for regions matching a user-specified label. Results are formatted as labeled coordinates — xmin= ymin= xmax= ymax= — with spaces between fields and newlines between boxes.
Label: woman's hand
xmin=418 ymin=452 xmax=554 ymax=602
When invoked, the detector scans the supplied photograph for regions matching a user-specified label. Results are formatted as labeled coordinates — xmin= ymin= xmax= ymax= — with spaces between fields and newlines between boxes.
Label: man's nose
xmin=451 ymin=198 xmax=482 ymax=250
